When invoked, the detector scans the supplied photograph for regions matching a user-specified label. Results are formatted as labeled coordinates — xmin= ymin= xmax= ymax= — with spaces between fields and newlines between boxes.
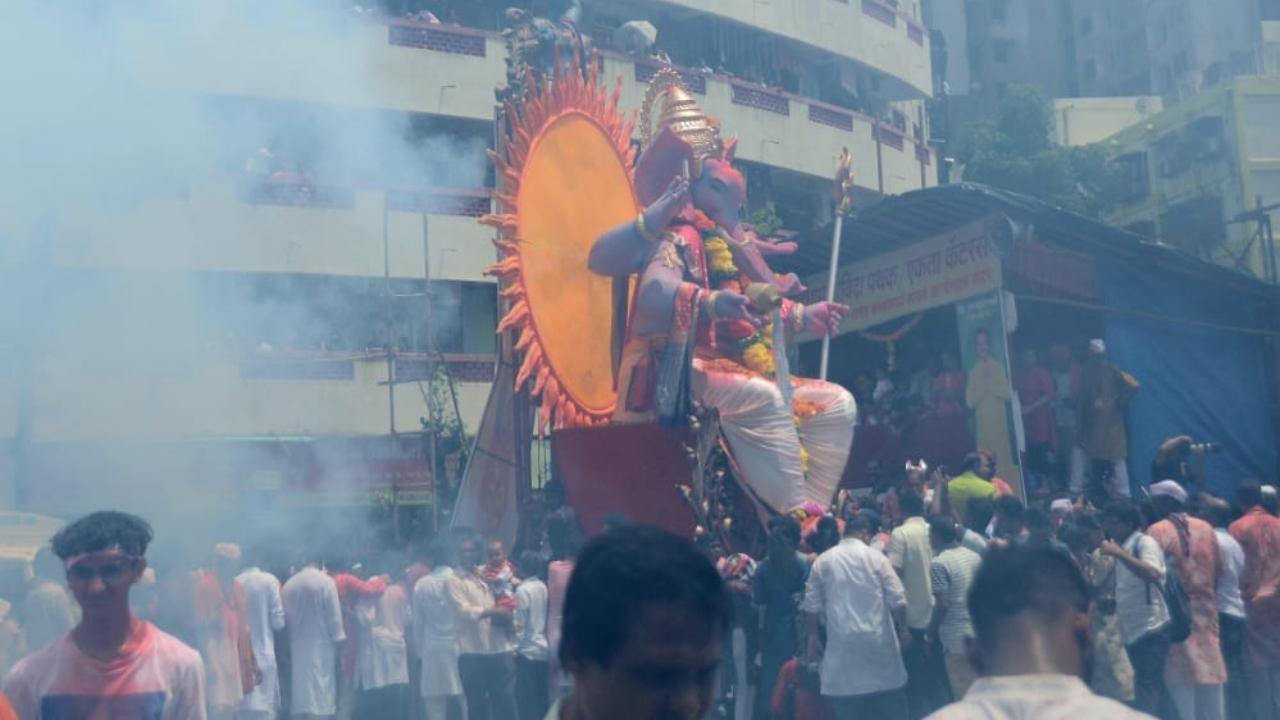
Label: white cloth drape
xmin=693 ymin=359 xmax=856 ymax=513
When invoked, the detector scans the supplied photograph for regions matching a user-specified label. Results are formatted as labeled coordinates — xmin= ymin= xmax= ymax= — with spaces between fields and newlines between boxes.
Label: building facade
xmin=0 ymin=0 xmax=935 ymax=521
xmin=1105 ymin=76 xmax=1280 ymax=281
xmin=1147 ymin=0 xmax=1264 ymax=102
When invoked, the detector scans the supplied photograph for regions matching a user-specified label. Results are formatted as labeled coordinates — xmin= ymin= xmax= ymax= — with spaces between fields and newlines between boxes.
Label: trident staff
xmin=820 ymin=148 xmax=856 ymax=380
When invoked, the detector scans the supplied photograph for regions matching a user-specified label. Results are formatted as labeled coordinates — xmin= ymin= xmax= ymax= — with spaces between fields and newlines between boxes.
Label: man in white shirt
xmin=514 ymin=551 xmax=549 ymax=720
xmin=281 ymin=557 xmax=346 ymax=719
xmin=450 ymin=535 xmax=517 ymax=720
xmin=412 ymin=542 xmax=464 ymax=720
xmin=1204 ymin=500 xmax=1249 ymax=720
xmin=237 ymin=555 xmax=286 ymax=720
xmin=802 ymin=514 xmax=910 ymax=720
xmin=352 ymin=557 xmax=411 ymax=719
xmin=924 ymin=545 xmax=1154 ymax=719
xmin=887 ymin=491 xmax=948 ymax=716
xmin=1101 ymin=499 xmax=1170 ymax=718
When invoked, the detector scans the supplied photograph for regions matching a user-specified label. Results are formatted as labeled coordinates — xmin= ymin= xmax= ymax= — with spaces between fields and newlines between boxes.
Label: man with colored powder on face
xmin=3 ymin=510 xmax=207 ymax=719
xmin=549 ymin=524 xmax=729 ymax=720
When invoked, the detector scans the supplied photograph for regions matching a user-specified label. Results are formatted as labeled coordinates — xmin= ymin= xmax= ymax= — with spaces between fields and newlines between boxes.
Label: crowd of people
xmin=0 ymin=448 xmax=1276 ymax=719
xmin=713 ymin=461 xmax=1280 ymax=720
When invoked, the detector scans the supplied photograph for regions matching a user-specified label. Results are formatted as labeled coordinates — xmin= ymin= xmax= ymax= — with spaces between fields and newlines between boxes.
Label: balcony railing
xmin=861 ymin=0 xmax=898 ymax=28
xmin=730 ymin=82 xmax=791 ymax=115
xmin=238 ymin=351 xmax=496 ymax=383
xmin=239 ymin=177 xmax=356 ymax=209
xmin=236 ymin=177 xmax=492 ymax=217
xmin=385 ymin=19 xmax=490 ymax=57
xmin=635 ymin=60 xmax=707 ymax=95
xmin=394 ymin=354 xmax=496 ymax=383
xmin=385 ymin=187 xmax=492 ymax=217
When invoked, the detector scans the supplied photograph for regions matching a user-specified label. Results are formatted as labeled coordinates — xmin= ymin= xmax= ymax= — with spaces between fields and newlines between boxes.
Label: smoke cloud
xmin=0 ymin=0 xmax=490 ymax=559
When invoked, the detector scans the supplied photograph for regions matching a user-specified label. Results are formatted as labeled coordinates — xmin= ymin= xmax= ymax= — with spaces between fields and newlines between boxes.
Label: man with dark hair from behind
xmin=1229 ymin=478 xmax=1280 ymax=719
xmin=3 ymin=510 xmax=207 ymax=719
xmin=413 ymin=540 xmax=464 ymax=720
xmin=804 ymin=513 xmax=910 ymax=719
xmin=1199 ymin=498 xmax=1248 ymax=720
xmin=514 ymin=550 xmax=550 ymax=720
xmin=752 ymin=514 xmax=808 ymax=719
xmin=552 ymin=524 xmax=728 ymax=720
xmin=924 ymin=546 xmax=1154 ymax=718
xmin=927 ymin=515 xmax=982 ymax=700
xmin=888 ymin=490 xmax=949 ymax=717
xmin=1101 ymin=498 xmax=1171 ymax=717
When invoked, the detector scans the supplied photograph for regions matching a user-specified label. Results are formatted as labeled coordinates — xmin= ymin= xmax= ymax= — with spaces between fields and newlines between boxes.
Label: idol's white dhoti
xmin=693 ymin=358 xmax=856 ymax=513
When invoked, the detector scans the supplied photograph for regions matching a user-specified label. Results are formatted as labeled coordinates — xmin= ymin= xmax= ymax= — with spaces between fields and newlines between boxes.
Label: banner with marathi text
xmin=800 ymin=217 xmax=1002 ymax=336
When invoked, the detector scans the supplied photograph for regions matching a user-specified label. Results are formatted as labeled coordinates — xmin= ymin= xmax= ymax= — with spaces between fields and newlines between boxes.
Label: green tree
xmin=954 ymin=84 xmax=1124 ymax=218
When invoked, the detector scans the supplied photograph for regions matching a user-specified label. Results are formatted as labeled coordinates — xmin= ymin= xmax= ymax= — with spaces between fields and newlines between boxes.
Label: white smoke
xmin=0 ymin=0 xmax=490 ymax=557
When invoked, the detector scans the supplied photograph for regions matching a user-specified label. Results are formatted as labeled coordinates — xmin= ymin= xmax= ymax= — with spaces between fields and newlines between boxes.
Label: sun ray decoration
xmin=481 ymin=56 xmax=638 ymax=432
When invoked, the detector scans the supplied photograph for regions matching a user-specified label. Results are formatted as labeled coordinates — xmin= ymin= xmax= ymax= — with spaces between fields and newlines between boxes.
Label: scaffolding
xmin=376 ymin=197 xmax=466 ymax=539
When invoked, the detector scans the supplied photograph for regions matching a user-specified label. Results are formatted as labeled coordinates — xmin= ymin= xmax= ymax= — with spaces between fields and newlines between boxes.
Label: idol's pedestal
xmin=552 ymin=423 xmax=697 ymax=536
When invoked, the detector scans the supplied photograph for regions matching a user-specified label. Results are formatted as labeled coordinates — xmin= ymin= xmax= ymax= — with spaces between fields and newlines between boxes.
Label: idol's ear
xmin=723 ymin=136 xmax=739 ymax=162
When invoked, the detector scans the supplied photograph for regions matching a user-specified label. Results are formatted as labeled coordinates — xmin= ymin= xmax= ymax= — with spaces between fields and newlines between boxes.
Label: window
xmin=991 ymin=0 xmax=1008 ymax=21
xmin=1079 ymin=15 xmax=1093 ymax=36
xmin=1113 ymin=152 xmax=1150 ymax=203
xmin=994 ymin=41 xmax=1009 ymax=64
xmin=1174 ymin=51 xmax=1190 ymax=74
xmin=1083 ymin=59 xmax=1097 ymax=80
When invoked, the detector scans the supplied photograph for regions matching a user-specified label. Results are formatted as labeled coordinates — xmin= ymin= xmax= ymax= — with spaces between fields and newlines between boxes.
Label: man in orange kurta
xmin=1147 ymin=481 xmax=1226 ymax=719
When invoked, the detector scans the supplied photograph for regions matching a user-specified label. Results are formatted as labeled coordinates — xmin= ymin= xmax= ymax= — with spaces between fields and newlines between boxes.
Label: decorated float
xmin=453 ymin=42 xmax=856 ymax=548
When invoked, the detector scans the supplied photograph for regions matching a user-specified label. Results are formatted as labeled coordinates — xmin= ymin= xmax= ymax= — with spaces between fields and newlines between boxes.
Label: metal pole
xmin=422 ymin=211 xmax=440 ymax=534
xmin=383 ymin=198 xmax=396 ymax=435
xmin=819 ymin=214 xmax=844 ymax=380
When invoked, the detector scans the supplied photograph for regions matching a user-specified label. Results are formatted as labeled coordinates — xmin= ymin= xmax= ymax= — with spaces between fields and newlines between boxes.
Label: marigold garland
xmin=695 ymin=210 xmax=812 ymax=478
xmin=697 ymin=211 xmax=775 ymax=377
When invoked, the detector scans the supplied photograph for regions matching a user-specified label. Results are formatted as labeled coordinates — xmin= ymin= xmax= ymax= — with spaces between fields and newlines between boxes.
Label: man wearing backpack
xmin=1148 ymin=481 xmax=1227 ymax=720
xmin=1102 ymin=499 xmax=1172 ymax=717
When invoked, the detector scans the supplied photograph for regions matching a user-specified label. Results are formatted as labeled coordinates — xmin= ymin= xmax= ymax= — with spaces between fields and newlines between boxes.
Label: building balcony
xmin=113 ymin=13 xmax=932 ymax=194
xmin=118 ymin=16 xmax=505 ymax=122
xmin=602 ymin=55 xmax=935 ymax=195
xmin=645 ymin=0 xmax=931 ymax=99
xmin=46 ymin=177 xmax=496 ymax=283
xmin=26 ymin=352 xmax=494 ymax=442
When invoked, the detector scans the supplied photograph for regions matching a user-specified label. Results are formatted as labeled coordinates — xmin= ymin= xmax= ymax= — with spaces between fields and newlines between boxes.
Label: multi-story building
xmin=1053 ymin=96 xmax=1164 ymax=147
xmin=1105 ymin=76 xmax=1280 ymax=281
xmin=923 ymin=0 xmax=1077 ymax=138
xmin=1147 ymin=0 xmax=1264 ymax=102
xmin=1069 ymin=1 xmax=1153 ymax=98
xmin=0 ymin=0 xmax=935 ymax=527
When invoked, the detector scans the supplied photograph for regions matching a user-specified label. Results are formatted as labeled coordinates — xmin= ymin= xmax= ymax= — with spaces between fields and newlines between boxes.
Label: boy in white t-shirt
xmin=3 ymin=511 xmax=207 ymax=720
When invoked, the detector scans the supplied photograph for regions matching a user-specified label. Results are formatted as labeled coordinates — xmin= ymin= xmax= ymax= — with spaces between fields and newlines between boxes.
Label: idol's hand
xmin=714 ymin=291 xmax=765 ymax=327
xmin=805 ymin=301 xmax=850 ymax=336
xmin=642 ymin=176 xmax=690 ymax=237
xmin=754 ymin=238 xmax=799 ymax=256
xmin=774 ymin=272 xmax=806 ymax=296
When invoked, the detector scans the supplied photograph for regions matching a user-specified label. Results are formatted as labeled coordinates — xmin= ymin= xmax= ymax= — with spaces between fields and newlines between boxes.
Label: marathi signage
xmin=801 ymin=218 xmax=1002 ymax=336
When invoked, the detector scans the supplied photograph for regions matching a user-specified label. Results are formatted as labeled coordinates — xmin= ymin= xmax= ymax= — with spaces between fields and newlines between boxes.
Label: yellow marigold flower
xmin=741 ymin=342 xmax=775 ymax=376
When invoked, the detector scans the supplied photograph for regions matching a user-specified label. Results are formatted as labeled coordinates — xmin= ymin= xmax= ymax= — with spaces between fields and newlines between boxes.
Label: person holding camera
xmin=1152 ymin=436 xmax=1220 ymax=495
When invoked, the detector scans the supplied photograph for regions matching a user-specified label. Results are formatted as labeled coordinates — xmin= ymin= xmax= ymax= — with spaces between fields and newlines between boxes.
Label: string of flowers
xmin=694 ymin=209 xmax=809 ymax=476
xmin=696 ymin=210 xmax=775 ymax=378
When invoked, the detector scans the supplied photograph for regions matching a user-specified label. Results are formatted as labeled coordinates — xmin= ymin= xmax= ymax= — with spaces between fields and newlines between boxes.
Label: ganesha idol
xmin=588 ymin=76 xmax=856 ymax=515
